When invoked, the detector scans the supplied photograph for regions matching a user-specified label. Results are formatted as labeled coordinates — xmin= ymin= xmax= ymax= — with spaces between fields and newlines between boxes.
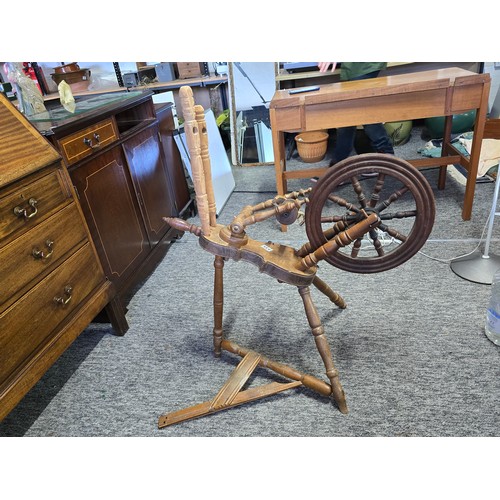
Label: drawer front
xmin=0 ymin=167 xmax=72 ymax=243
xmin=177 ymin=62 xmax=203 ymax=79
xmin=0 ymin=202 xmax=88 ymax=311
xmin=0 ymin=242 xmax=104 ymax=387
xmin=58 ymin=118 xmax=118 ymax=165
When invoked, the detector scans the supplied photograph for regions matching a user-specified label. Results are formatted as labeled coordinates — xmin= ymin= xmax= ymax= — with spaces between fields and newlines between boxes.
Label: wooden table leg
xmin=270 ymin=108 xmax=289 ymax=232
xmin=461 ymin=82 xmax=490 ymax=220
xmin=439 ymin=114 xmax=454 ymax=190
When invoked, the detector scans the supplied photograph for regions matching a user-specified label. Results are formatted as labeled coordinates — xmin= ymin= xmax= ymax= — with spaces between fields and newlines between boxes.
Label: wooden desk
xmin=269 ymin=68 xmax=491 ymax=229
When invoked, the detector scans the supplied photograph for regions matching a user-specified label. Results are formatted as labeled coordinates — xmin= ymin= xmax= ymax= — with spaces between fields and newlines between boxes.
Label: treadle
xmin=210 ymin=351 xmax=262 ymax=410
xmin=158 ymin=351 xmax=302 ymax=428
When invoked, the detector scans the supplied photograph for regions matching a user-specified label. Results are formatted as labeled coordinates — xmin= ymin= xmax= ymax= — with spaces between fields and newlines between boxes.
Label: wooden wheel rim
xmin=305 ymin=153 xmax=436 ymax=273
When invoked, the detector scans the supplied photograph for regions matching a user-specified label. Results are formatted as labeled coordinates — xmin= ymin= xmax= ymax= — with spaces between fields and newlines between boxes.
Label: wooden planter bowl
xmin=295 ymin=131 xmax=329 ymax=163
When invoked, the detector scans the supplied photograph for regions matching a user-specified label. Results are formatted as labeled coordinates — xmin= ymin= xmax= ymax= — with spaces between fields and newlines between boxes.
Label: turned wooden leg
xmin=298 ymin=286 xmax=348 ymax=414
xmin=312 ymin=276 xmax=346 ymax=309
xmin=213 ymin=255 xmax=225 ymax=356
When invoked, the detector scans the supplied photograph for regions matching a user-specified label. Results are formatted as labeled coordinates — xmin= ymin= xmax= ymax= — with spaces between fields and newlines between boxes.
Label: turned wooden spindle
xmin=194 ymin=104 xmax=217 ymax=227
xmin=179 ymin=86 xmax=211 ymax=235
xmin=312 ymin=276 xmax=346 ymax=309
xmin=297 ymin=221 xmax=350 ymax=257
xmin=213 ymin=255 xmax=224 ymax=356
xmin=368 ymin=173 xmax=386 ymax=208
xmin=162 ymin=216 xmax=202 ymax=236
xmin=298 ymin=213 xmax=379 ymax=271
xmin=233 ymin=199 xmax=304 ymax=231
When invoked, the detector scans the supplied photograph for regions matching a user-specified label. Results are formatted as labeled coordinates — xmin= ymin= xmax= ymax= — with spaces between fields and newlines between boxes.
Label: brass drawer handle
xmin=54 ymin=285 xmax=73 ymax=306
xmin=83 ymin=133 xmax=101 ymax=149
xmin=32 ymin=239 xmax=54 ymax=260
xmin=13 ymin=197 xmax=38 ymax=220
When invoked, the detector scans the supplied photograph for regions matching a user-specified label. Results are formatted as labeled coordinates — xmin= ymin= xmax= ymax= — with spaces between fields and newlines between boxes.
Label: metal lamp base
xmin=450 ymin=250 xmax=500 ymax=284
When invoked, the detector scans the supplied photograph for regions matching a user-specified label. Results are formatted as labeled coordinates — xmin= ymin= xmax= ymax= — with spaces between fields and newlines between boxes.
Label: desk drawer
xmin=58 ymin=118 xmax=118 ymax=165
xmin=0 ymin=202 xmax=88 ymax=311
xmin=0 ymin=242 xmax=104 ymax=388
xmin=0 ymin=167 xmax=72 ymax=243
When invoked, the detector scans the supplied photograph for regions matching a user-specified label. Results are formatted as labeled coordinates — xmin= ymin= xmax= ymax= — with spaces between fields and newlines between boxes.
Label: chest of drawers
xmin=0 ymin=93 xmax=114 ymax=421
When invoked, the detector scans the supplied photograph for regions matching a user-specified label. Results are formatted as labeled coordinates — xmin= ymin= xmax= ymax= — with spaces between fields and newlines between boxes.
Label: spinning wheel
xmin=157 ymin=86 xmax=436 ymax=428
xmin=306 ymin=154 xmax=436 ymax=273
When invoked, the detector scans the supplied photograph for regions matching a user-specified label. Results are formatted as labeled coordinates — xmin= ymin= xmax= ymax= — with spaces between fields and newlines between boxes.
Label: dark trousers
xmin=333 ymin=71 xmax=394 ymax=164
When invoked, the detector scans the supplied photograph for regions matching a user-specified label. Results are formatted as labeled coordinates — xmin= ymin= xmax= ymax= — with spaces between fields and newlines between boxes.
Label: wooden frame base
xmin=158 ymin=255 xmax=349 ymax=428
xmin=158 ymin=349 xmax=302 ymax=428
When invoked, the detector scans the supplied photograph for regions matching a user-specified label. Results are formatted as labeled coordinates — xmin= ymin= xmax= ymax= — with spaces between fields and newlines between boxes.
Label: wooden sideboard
xmin=31 ymin=91 xmax=193 ymax=334
xmin=0 ymin=93 xmax=114 ymax=421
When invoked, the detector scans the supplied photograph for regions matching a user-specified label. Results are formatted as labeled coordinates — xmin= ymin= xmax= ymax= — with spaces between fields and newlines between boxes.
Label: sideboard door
xmin=70 ymin=146 xmax=151 ymax=288
xmin=122 ymin=123 xmax=177 ymax=247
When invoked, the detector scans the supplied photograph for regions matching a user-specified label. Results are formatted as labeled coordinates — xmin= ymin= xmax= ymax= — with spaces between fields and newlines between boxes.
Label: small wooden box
xmin=176 ymin=62 xmax=204 ymax=79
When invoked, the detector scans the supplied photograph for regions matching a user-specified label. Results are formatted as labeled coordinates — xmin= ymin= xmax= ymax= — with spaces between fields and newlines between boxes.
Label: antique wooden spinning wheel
xmin=306 ymin=153 xmax=436 ymax=273
xmin=158 ymin=86 xmax=436 ymax=428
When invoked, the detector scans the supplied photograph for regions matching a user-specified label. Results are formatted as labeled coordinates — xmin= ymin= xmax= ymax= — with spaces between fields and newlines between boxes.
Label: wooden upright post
xmin=195 ymin=104 xmax=217 ymax=227
xmin=179 ymin=86 xmax=211 ymax=235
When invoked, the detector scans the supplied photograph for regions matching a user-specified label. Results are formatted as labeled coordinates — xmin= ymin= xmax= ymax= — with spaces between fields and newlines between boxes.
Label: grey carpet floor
xmin=1 ymin=127 xmax=499 ymax=438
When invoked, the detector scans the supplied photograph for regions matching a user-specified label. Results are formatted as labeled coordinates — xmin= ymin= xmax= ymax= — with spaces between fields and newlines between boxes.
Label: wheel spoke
xmin=374 ymin=186 xmax=409 ymax=213
xmin=368 ymin=174 xmax=386 ymax=208
xmin=369 ymin=229 xmax=385 ymax=256
xmin=351 ymin=238 xmax=362 ymax=258
xmin=379 ymin=209 xmax=418 ymax=220
xmin=326 ymin=193 xmax=361 ymax=213
xmin=378 ymin=222 xmax=408 ymax=242
xmin=351 ymin=176 xmax=368 ymax=209
xmin=320 ymin=213 xmax=358 ymax=224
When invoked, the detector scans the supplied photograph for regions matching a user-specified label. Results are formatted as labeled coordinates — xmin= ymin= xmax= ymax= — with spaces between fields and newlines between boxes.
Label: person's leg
xmin=363 ymin=122 xmax=395 ymax=154
xmin=331 ymin=125 xmax=357 ymax=165
xmin=331 ymin=70 xmax=384 ymax=166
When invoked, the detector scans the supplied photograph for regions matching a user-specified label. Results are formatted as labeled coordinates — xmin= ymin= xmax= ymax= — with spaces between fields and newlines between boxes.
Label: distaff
xmin=178 ymin=86 xmax=214 ymax=235
xmin=194 ymin=103 xmax=217 ymax=228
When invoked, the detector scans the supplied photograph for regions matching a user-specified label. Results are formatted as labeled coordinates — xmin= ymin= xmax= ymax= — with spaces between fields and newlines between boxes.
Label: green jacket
xmin=339 ymin=62 xmax=387 ymax=81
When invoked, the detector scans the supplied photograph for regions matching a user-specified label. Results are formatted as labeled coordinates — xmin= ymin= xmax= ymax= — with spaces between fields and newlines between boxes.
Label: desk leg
xmin=439 ymin=115 xmax=454 ymax=190
xmin=270 ymin=108 xmax=288 ymax=232
xmin=462 ymin=81 xmax=490 ymax=220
